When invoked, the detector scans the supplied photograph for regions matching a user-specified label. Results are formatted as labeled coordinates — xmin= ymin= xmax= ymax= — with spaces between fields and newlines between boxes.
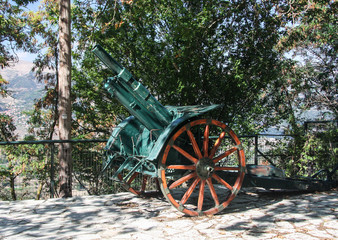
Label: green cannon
xmin=93 ymin=45 xmax=336 ymax=216
xmin=93 ymin=45 xmax=246 ymax=216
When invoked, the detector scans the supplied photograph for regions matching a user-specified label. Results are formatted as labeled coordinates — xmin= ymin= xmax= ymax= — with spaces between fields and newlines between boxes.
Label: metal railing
xmin=0 ymin=139 xmax=116 ymax=200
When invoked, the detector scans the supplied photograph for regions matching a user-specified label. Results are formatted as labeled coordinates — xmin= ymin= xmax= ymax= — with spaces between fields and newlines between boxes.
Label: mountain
xmin=0 ymin=61 xmax=45 ymax=138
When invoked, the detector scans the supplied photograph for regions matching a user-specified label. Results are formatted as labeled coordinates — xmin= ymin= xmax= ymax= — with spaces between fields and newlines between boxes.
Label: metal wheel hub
xmin=196 ymin=158 xmax=215 ymax=180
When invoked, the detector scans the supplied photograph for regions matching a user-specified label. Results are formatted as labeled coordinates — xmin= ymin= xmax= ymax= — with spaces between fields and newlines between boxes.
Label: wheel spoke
xmin=187 ymin=129 xmax=203 ymax=159
xmin=167 ymin=165 xmax=196 ymax=170
xmin=181 ymin=177 xmax=200 ymax=205
xmin=212 ymin=147 xmax=237 ymax=163
xmin=206 ymin=178 xmax=219 ymax=206
xmin=198 ymin=180 xmax=206 ymax=211
xmin=203 ymin=125 xmax=210 ymax=157
xmin=169 ymin=172 xmax=197 ymax=189
xmin=173 ymin=144 xmax=198 ymax=164
xmin=127 ymin=172 xmax=139 ymax=184
xmin=141 ymin=175 xmax=147 ymax=192
xmin=212 ymin=173 xmax=233 ymax=191
xmin=155 ymin=178 xmax=161 ymax=191
xmin=208 ymin=131 xmax=226 ymax=159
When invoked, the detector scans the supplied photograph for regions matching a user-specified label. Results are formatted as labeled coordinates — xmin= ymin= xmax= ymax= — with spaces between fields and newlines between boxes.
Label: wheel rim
xmin=159 ymin=119 xmax=245 ymax=216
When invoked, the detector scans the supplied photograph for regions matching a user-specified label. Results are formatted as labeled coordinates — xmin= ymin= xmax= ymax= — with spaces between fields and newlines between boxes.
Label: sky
xmin=16 ymin=51 xmax=37 ymax=63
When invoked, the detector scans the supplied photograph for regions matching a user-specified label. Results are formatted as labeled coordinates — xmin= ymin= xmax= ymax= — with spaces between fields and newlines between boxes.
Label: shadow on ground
xmin=215 ymin=188 xmax=337 ymax=237
xmin=0 ymin=188 xmax=336 ymax=239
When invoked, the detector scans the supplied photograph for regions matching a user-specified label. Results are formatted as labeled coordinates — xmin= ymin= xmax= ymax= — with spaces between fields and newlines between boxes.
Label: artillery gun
xmin=93 ymin=45 xmax=246 ymax=216
xmin=93 ymin=45 xmax=336 ymax=216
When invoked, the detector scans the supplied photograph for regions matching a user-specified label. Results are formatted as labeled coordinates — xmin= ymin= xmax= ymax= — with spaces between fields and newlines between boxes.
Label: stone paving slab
xmin=0 ymin=188 xmax=337 ymax=239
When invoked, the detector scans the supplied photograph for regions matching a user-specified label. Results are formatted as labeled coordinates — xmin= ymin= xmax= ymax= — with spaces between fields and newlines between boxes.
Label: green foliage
xmin=0 ymin=75 xmax=8 ymax=97
xmin=0 ymin=114 xmax=17 ymax=141
xmin=0 ymin=141 xmax=52 ymax=200
xmin=271 ymin=125 xmax=337 ymax=180
xmin=71 ymin=54 xmax=126 ymax=138
xmin=277 ymin=0 xmax=337 ymax=117
xmin=70 ymin=0 xmax=288 ymax=134
xmin=0 ymin=0 xmax=38 ymax=143
xmin=0 ymin=0 xmax=38 ymax=69
xmin=271 ymin=0 xmax=337 ymax=177
xmin=299 ymin=128 xmax=337 ymax=179
xmin=26 ymin=108 xmax=57 ymax=139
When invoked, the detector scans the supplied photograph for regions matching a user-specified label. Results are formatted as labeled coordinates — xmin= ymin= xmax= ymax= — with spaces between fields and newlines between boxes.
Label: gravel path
xmin=0 ymin=188 xmax=337 ymax=239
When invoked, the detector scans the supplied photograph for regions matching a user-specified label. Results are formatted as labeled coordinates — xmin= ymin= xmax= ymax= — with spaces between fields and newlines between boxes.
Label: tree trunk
xmin=58 ymin=0 xmax=72 ymax=198
xmin=36 ymin=181 xmax=44 ymax=200
xmin=10 ymin=174 xmax=16 ymax=201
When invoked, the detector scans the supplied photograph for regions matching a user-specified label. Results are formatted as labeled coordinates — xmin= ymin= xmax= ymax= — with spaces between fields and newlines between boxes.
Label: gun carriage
xmin=93 ymin=45 xmax=336 ymax=216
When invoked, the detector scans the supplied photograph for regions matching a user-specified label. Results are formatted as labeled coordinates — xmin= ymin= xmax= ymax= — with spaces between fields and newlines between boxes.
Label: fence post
xmin=50 ymin=143 xmax=55 ymax=198
xmin=254 ymin=135 xmax=258 ymax=165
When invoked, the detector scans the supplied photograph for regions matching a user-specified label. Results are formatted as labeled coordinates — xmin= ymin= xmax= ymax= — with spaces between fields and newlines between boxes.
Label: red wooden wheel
xmin=158 ymin=119 xmax=245 ymax=216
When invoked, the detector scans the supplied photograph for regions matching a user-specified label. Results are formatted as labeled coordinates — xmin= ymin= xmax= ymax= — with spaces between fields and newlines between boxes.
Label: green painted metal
xmin=147 ymin=105 xmax=222 ymax=162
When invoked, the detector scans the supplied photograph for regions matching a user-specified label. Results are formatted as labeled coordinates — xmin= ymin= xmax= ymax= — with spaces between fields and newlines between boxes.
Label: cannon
xmin=93 ymin=45 xmax=337 ymax=216
xmin=93 ymin=45 xmax=246 ymax=216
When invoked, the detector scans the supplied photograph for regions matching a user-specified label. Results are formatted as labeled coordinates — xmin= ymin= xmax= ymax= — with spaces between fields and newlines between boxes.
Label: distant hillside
xmin=8 ymin=71 xmax=38 ymax=89
xmin=0 ymin=61 xmax=45 ymax=138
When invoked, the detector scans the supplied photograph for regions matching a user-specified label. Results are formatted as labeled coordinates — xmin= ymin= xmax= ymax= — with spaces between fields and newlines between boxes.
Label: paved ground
xmin=0 ymin=188 xmax=337 ymax=240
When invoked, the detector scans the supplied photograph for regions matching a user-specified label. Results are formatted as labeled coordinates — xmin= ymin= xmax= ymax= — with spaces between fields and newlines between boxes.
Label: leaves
xmin=0 ymin=0 xmax=38 ymax=69
xmin=0 ymin=114 xmax=17 ymax=142
xmin=278 ymin=0 xmax=337 ymax=116
xmin=70 ymin=0 xmax=288 ymax=134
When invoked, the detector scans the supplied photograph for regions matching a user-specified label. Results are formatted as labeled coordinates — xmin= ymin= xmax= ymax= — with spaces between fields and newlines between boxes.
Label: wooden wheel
xmin=158 ymin=119 xmax=245 ymax=216
xmin=118 ymin=171 xmax=161 ymax=197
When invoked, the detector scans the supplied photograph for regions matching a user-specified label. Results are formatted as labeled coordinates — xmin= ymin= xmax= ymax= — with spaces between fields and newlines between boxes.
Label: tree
xmin=0 ymin=114 xmax=18 ymax=200
xmin=0 ymin=0 xmax=39 ymax=200
xmin=0 ymin=0 xmax=39 ymax=137
xmin=71 ymin=0 xmax=287 ymax=134
xmin=26 ymin=0 xmax=73 ymax=197
xmin=0 ymin=0 xmax=38 ymax=68
xmin=24 ymin=0 xmax=60 ymax=140
xmin=277 ymin=0 xmax=337 ymax=118
xmin=58 ymin=0 xmax=72 ymax=198
xmin=272 ymin=0 xmax=337 ymax=177
xmin=0 ymin=114 xmax=17 ymax=142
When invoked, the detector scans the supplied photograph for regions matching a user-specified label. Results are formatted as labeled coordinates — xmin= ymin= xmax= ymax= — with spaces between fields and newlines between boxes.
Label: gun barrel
xmin=93 ymin=45 xmax=173 ymax=135
xmin=92 ymin=45 xmax=123 ymax=75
